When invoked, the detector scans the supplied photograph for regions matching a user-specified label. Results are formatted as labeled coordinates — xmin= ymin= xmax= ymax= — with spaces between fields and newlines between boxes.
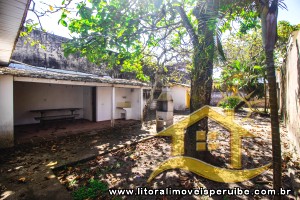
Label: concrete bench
xmin=31 ymin=108 xmax=81 ymax=123
xmin=34 ymin=114 xmax=79 ymax=122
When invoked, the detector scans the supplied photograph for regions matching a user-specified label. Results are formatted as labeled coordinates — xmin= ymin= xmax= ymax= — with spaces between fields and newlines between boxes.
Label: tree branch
xmin=175 ymin=5 xmax=199 ymax=48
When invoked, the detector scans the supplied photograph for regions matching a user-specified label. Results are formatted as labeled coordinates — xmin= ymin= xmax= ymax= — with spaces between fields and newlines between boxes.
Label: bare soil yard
xmin=54 ymin=110 xmax=300 ymax=200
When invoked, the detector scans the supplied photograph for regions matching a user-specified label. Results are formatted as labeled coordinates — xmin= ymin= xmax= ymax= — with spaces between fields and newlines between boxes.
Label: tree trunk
xmin=259 ymin=0 xmax=282 ymax=196
xmin=265 ymin=50 xmax=282 ymax=197
xmin=183 ymin=0 xmax=217 ymax=161
xmin=185 ymin=46 xmax=213 ymax=159
xmin=142 ymin=71 xmax=161 ymax=121
xmin=264 ymin=76 xmax=268 ymax=113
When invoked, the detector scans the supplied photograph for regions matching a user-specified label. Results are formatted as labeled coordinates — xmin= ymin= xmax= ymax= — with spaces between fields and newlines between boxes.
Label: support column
xmin=0 ymin=75 xmax=14 ymax=148
xmin=111 ymin=86 xmax=115 ymax=127
xmin=140 ymin=88 xmax=143 ymax=121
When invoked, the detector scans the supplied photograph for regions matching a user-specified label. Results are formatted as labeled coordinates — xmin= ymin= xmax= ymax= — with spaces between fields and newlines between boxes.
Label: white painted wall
xmin=96 ymin=87 xmax=112 ymax=121
xmin=0 ymin=75 xmax=14 ymax=148
xmin=14 ymin=82 xmax=84 ymax=125
xmin=131 ymin=88 xmax=142 ymax=120
xmin=111 ymin=87 xmax=115 ymax=126
xmin=111 ymin=87 xmax=143 ymax=120
xmin=171 ymin=85 xmax=188 ymax=111
xmin=115 ymin=88 xmax=131 ymax=119
xmin=83 ymin=87 xmax=93 ymax=121
xmin=13 ymin=80 xmax=142 ymax=127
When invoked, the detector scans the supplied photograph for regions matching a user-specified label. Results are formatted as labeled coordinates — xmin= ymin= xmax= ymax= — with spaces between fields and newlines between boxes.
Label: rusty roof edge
xmin=0 ymin=67 xmax=149 ymax=87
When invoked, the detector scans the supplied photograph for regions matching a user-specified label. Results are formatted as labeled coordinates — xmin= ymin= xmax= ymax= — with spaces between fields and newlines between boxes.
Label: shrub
xmin=219 ymin=96 xmax=240 ymax=109
xmin=72 ymin=179 xmax=108 ymax=200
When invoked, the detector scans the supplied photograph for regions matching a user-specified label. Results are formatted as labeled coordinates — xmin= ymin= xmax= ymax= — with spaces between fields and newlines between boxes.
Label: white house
xmin=0 ymin=63 xmax=148 ymax=148
xmin=0 ymin=0 xmax=151 ymax=148
xmin=149 ymin=83 xmax=191 ymax=111
xmin=169 ymin=83 xmax=190 ymax=111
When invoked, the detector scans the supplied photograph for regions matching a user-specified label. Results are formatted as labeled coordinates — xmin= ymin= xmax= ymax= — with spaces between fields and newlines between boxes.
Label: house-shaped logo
xmin=148 ymin=106 xmax=271 ymax=183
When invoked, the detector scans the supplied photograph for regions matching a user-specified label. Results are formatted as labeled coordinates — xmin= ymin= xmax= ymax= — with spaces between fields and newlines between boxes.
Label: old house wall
xmin=14 ymin=82 xmax=84 ymax=125
xmin=83 ymin=87 xmax=93 ymax=121
xmin=130 ymin=88 xmax=142 ymax=120
xmin=115 ymin=88 xmax=131 ymax=119
xmin=282 ymin=30 xmax=300 ymax=152
xmin=171 ymin=85 xmax=188 ymax=111
xmin=11 ymin=30 xmax=105 ymax=75
xmin=96 ymin=87 xmax=112 ymax=121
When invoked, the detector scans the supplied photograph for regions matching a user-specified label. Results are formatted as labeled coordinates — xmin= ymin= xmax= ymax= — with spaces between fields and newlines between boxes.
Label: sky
xmin=27 ymin=0 xmax=300 ymax=39
xmin=278 ymin=0 xmax=300 ymax=25
xmin=26 ymin=0 xmax=74 ymax=38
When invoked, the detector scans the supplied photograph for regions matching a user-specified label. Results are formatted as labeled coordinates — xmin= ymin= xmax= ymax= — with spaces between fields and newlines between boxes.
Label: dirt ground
xmin=55 ymin=109 xmax=300 ymax=200
xmin=0 ymin=119 xmax=155 ymax=200
xmin=1 ymin=108 xmax=299 ymax=200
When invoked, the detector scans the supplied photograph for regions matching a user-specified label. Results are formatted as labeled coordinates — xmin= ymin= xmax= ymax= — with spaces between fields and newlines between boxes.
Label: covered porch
xmin=0 ymin=63 xmax=148 ymax=148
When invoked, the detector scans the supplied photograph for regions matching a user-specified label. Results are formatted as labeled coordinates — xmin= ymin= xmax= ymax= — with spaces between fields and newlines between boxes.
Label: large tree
xmin=259 ymin=0 xmax=282 ymax=196
xmin=176 ymin=0 xmax=224 ymax=160
xmin=223 ymin=0 xmax=283 ymax=195
xmin=58 ymin=0 xmax=230 ymax=161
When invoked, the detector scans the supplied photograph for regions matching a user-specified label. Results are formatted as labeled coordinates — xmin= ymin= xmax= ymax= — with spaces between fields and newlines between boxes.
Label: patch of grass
xmin=72 ymin=179 xmax=108 ymax=200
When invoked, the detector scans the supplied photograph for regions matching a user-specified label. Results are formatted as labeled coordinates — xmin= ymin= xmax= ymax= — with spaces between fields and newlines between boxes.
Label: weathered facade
xmin=280 ymin=30 xmax=300 ymax=152
xmin=11 ymin=30 xmax=106 ymax=75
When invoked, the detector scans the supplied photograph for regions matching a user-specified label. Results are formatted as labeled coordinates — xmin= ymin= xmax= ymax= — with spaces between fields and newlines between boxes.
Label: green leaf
xmin=60 ymin=20 xmax=68 ymax=27
xmin=20 ymin=32 xmax=28 ymax=37
xmin=30 ymin=41 xmax=36 ymax=46
xmin=253 ymin=65 xmax=262 ymax=70
xmin=216 ymin=31 xmax=226 ymax=62
xmin=61 ymin=12 xmax=67 ymax=19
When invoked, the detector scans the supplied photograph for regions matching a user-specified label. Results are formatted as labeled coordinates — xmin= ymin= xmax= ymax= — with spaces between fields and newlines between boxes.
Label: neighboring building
xmin=169 ymin=83 xmax=190 ymax=111
xmin=11 ymin=29 xmax=140 ymax=80
xmin=279 ymin=30 xmax=300 ymax=152
xmin=148 ymin=84 xmax=190 ymax=111
xmin=150 ymin=82 xmax=226 ymax=111
xmin=11 ymin=30 xmax=106 ymax=75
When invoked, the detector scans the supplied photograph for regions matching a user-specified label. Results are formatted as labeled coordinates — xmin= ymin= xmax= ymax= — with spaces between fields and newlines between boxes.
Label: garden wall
xmin=281 ymin=30 xmax=300 ymax=152
xmin=11 ymin=30 xmax=105 ymax=75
